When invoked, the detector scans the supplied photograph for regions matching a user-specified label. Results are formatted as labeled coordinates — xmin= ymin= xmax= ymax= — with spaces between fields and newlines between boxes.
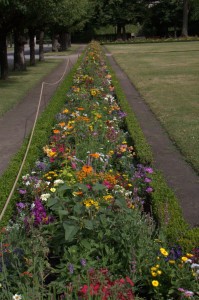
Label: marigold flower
xmin=82 ymin=165 xmax=93 ymax=174
xmin=152 ymin=280 xmax=159 ymax=287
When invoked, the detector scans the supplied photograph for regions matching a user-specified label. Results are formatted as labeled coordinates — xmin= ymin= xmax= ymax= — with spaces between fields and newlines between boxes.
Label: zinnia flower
xmin=82 ymin=165 xmax=93 ymax=174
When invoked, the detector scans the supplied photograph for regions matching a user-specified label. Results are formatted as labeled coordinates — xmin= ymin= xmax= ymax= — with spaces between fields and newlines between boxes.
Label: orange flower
xmin=77 ymin=107 xmax=84 ymax=111
xmin=82 ymin=165 xmax=93 ymax=174
xmin=59 ymin=122 xmax=66 ymax=127
xmin=89 ymin=153 xmax=100 ymax=159
xmin=53 ymin=129 xmax=60 ymax=134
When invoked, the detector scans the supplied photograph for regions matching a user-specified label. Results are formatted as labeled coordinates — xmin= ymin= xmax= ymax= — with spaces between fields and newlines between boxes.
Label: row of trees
xmin=0 ymin=0 xmax=92 ymax=79
xmin=88 ymin=0 xmax=199 ymax=39
xmin=0 ymin=0 xmax=199 ymax=80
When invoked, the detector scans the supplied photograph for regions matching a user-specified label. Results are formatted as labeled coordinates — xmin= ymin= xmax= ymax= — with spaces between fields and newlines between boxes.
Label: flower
xmin=82 ymin=165 xmax=93 ymax=174
xmin=152 ymin=280 xmax=159 ymax=287
xmin=160 ymin=247 xmax=169 ymax=257
xmin=13 ymin=295 xmax=22 ymax=300
xmin=40 ymin=193 xmax=51 ymax=201
xmin=181 ymin=256 xmax=189 ymax=262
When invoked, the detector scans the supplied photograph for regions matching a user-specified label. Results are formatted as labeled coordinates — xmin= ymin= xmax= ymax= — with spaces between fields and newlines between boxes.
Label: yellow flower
xmin=50 ymin=188 xmax=56 ymax=193
xmin=152 ymin=280 xmax=159 ymax=287
xmin=151 ymin=271 xmax=157 ymax=277
xmin=160 ymin=248 xmax=168 ymax=257
xmin=157 ymin=270 xmax=162 ymax=275
xmin=169 ymin=260 xmax=175 ymax=264
xmin=63 ymin=109 xmax=69 ymax=114
xmin=186 ymin=253 xmax=194 ymax=258
xmin=181 ymin=256 xmax=188 ymax=262
xmin=151 ymin=267 xmax=157 ymax=271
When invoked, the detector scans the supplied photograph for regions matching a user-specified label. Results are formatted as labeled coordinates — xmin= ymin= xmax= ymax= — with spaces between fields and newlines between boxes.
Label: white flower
xmin=31 ymin=203 xmax=35 ymax=209
xmin=191 ymin=263 xmax=199 ymax=269
xmin=54 ymin=179 xmax=64 ymax=186
xmin=25 ymin=181 xmax=30 ymax=186
xmin=40 ymin=193 xmax=51 ymax=201
xmin=22 ymin=174 xmax=29 ymax=180
xmin=13 ymin=294 xmax=22 ymax=300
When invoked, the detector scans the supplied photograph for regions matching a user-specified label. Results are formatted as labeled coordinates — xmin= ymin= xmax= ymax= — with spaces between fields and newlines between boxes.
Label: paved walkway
xmin=0 ymin=45 xmax=85 ymax=175
xmin=105 ymin=50 xmax=199 ymax=228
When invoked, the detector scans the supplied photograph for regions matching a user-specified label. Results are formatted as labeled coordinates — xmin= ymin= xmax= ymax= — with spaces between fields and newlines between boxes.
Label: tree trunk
xmin=39 ymin=30 xmax=45 ymax=61
xmin=116 ymin=24 xmax=122 ymax=40
xmin=52 ymin=33 xmax=60 ymax=52
xmin=122 ymin=25 xmax=126 ymax=41
xmin=67 ymin=33 xmax=71 ymax=48
xmin=59 ymin=32 xmax=71 ymax=51
xmin=181 ymin=0 xmax=189 ymax=37
xmin=29 ymin=28 xmax=36 ymax=66
xmin=0 ymin=31 xmax=9 ymax=80
xmin=13 ymin=31 xmax=26 ymax=71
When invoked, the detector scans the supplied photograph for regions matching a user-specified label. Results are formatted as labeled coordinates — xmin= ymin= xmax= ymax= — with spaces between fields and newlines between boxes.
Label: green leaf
xmin=92 ymin=183 xmax=106 ymax=191
xmin=46 ymin=197 xmax=58 ymax=207
xmin=58 ymin=210 xmax=68 ymax=216
xmin=76 ymin=183 xmax=89 ymax=192
xmin=80 ymin=239 xmax=91 ymax=249
xmin=63 ymin=222 xmax=78 ymax=242
xmin=73 ymin=203 xmax=83 ymax=215
xmin=58 ymin=184 xmax=72 ymax=192
xmin=84 ymin=219 xmax=94 ymax=230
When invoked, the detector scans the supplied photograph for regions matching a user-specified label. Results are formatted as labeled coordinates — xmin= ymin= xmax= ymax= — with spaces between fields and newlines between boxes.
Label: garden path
xmin=0 ymin=45 xmax=86 ymax=176
xmin=105 ymin=48 xmax=199 ymax=228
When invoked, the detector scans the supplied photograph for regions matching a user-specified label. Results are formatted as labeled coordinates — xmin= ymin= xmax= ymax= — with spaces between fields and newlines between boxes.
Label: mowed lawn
xmin=0 ymin=59 xmax=62 ymax=117
xmin=106 ymin=42 xmax=199 ymax=173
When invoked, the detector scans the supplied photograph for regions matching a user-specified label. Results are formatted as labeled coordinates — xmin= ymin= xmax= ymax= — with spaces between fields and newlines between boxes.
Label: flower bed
xmin=0 ymin=41 xmax=198 ymax=300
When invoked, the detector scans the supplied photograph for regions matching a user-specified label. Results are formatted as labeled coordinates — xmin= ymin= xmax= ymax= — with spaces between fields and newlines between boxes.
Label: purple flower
xmin=144 ymin=177 xmax=151 ymax=183
xmin=184 ymin=291 xmax=194 ymax=297
xmin=146 ymin=187 xmax=153 ymax=193
xmin=80 ymin=258 xmax=87 ymax=267
xmin=19 ymin=189 xmax=27 ymax=195
xmin=145 ymin=167 xmax=153 ymax=174
xmin=118 ymin=111 xmax=127 ymax=118
xmin=16 ymin=202 xmax=26 ymax=213
xmin=68 ymin=263 xmax=74 ymax=274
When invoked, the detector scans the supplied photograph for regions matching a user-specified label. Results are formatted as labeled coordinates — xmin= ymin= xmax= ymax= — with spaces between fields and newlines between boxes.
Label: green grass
xmin=0 ymin=59 xmax=63 ymax=117
xmin=106 ymin=41 xmax=199 ymax=173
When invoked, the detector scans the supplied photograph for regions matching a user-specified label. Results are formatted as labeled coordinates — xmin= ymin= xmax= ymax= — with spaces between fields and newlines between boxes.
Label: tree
xmin=93 ymin=0 xmax=147 ymax=40
xmin=181 ymin=0 xmax=189 ymax=36
xmin=49 ymin=0 xmax=90 ymax=51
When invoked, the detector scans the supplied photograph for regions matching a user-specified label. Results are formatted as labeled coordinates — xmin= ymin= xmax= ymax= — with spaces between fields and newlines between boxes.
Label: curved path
xmin=0 ymin=45 xmax=85 ymax=176
xmin=105 ymin=50 xmax=199 ymax=228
